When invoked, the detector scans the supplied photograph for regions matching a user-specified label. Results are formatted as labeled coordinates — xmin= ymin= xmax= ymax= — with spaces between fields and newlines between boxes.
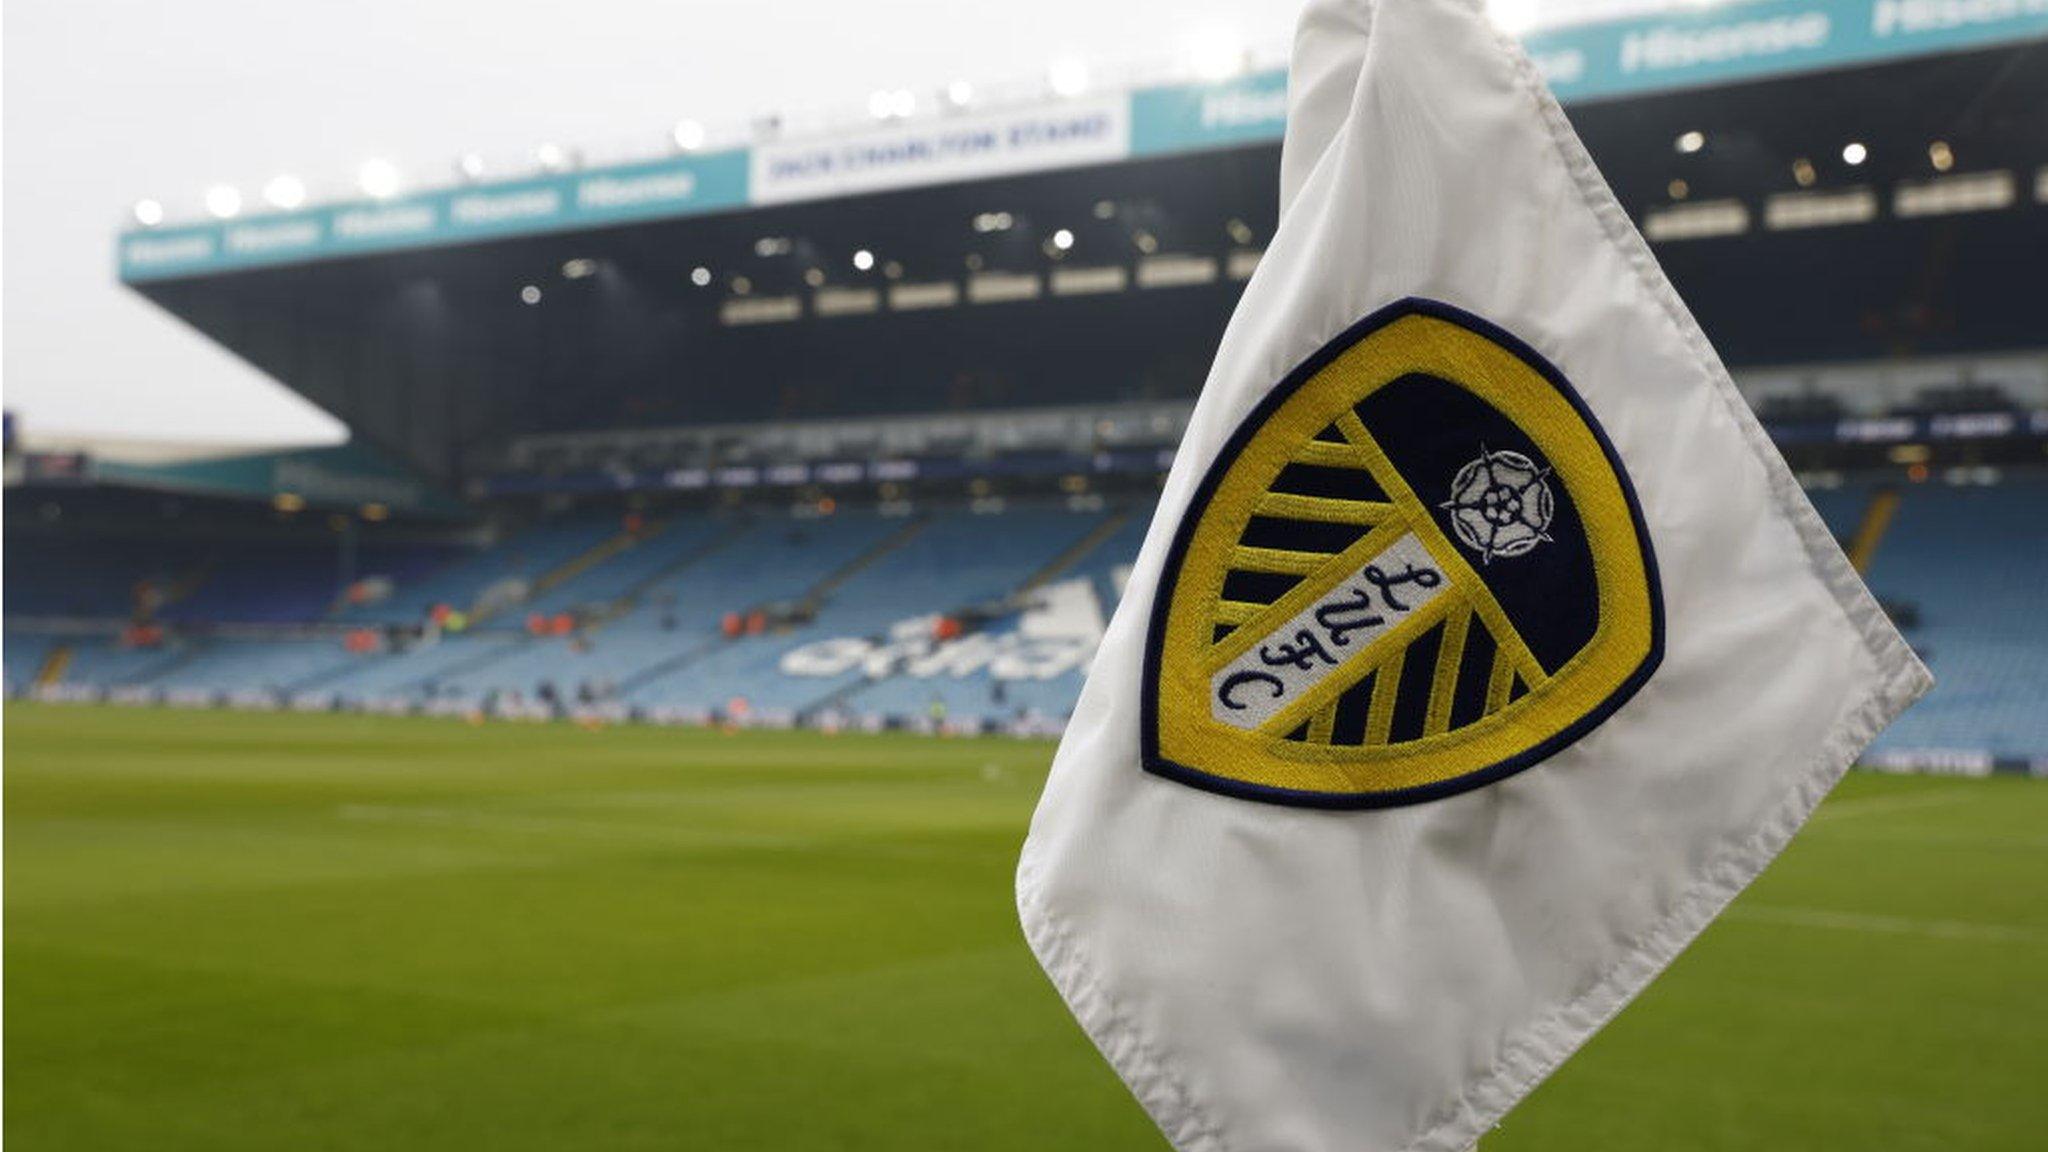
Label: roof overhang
xmin=116 ymin=0 xmax=2048 ymax=284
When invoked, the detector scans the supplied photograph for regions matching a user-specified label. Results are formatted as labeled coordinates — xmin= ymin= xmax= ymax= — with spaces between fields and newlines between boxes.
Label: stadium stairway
xmin=482 ymin=519 xmax=674 ymax=622
xmin=611 ymin=513 xmax=929 ymax=701
xmin=602 ymin=506 xmax=946 ymax=713
xmin=1845 ymin=486 xmax=1902 ymax=573
xmin=331 ymin=518 xmax=620 ymax=626
xmin=417 ymin=514 xmax=773 ymax=701
xmin=34 ymin=643 xmax=71 ymax=689
xmin=829 ymin=525 xmax=1149 ymax=723
xmin=328 ymin=510 xmax=898 ymax=707
xmin=515 ymin=514 xmax=738 ymax=620
xmin=785 ymin=513 xmax=931 ymax=615
xmin=1019 ymin=507 xmax=1133 ymax=593
xmin=3 ymin=633 xmax=59 ymax=693
xmin=596 ymin=520 xmax=754 ymax=617
xmin=1801 ymin=479 xmax=1876 ymax=541
xmin=606 ymin=510 xmax=915 ymax=708
xmin=297 ymin=513 xmax=721 ymax=701
xmin=785 ymin=504 xmax=1143 ymax=723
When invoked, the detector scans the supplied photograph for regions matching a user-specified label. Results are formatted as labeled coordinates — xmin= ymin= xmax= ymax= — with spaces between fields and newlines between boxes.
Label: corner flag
xmin=1015 ymin=1 xmax=1931 ymax=1149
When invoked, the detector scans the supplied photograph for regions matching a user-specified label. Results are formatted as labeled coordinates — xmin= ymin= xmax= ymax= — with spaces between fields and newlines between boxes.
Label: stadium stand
xmin=10 ymin=470 xmax=2041 ymax=759
xmin=1794 ymin=475 xmax=2047 ymax=760
xmin=3 ymin=631 xmax=60 ymax=694
xmin=9 ymin=16 xmax=2042 ymax=765
xmin=166 ymin=541 xmax=456 ymax=624
xmin=330 ymin=519 xmax=619 ymax=625
xmin=5 ymin=535 xmax=458 ymax=622
xmin=5 ymin=538 xmax=191 ymax=618
xmin=1857 ymin=482 xmax=2048 ymax=757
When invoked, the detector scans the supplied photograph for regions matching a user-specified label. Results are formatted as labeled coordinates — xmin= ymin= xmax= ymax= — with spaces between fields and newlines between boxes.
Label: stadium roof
xmin=118 ymin=0 xmax=2047 ymax=281
xmin=114 ymin=0 xmax=2048 ymax=490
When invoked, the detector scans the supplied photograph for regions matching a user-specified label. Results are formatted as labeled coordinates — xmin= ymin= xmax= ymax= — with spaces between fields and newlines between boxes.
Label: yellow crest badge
xmin=1143 ymin=299 xmax=1663 ymax=808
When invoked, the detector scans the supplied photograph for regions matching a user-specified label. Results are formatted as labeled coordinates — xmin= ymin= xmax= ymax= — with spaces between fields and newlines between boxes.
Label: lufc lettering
xmin=1203 ymin=531 xmax=1451 ymax=729
xmin=1217 ymin=563 xmax=1442 ymax=712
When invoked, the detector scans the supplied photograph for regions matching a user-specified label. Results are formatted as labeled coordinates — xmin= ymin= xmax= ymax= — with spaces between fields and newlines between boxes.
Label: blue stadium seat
xmin=1860 ymin=480 xmax=2048 ymax=758
xmin=15 ymin=478 xmax=2044 ymax=758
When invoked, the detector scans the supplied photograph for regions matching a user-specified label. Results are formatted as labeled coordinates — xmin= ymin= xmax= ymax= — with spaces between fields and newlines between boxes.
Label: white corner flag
xmin=1016 ymin=0 xmax=1931 ymax=1149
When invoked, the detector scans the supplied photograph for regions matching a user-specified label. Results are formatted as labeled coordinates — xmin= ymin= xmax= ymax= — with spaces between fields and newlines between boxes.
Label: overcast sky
xmin=4 ymin=0 xmax=1638 ymax=448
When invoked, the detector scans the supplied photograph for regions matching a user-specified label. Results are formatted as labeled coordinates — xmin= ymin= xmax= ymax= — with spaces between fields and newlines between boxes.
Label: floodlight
xmin=204 ymin=184 xmax=243 ymax=219
xmin=263 ymin=175 xmax=307 ymax=210
xmin=1188 ymin=30 xmax=1247 ymax=81
xmin=358 ymin=159 xmax=403 ymax=199
xmin=1048 ymin=57 xmax=1090 ymax=97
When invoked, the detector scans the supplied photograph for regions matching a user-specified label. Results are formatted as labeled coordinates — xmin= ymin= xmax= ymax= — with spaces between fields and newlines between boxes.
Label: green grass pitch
xmin=7 ymin=704 xmax=2044 ymax=1151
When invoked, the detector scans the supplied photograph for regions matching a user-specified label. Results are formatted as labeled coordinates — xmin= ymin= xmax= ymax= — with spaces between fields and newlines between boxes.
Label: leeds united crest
xmin=1142 ymin=298 xmax=1663 ymax=808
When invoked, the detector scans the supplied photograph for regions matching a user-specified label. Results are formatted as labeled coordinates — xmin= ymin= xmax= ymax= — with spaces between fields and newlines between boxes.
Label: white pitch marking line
xmin=1810 ymin=788 xmax=1977 ymax=823
xmin=1728 ymin=904 xmax=2047 ymax=945
xmin=334 ymin=803 xmax=809 ymax=849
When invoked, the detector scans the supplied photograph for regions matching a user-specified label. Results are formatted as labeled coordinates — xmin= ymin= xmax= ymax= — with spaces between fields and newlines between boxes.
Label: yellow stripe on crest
xmin=1292 ymin=440 xmax=1378 ymax=469
xmin=1426 ymin=605 xmax=1472 ymax=737
xmin=1485 ymin=645 xmax=1517 ymax=715
xmin=1364 ymin=649 xmax=1404 ymax=745
xmin=1307 ymin=703 xmax=1337 ymax=744
xmin=1229 ymin=545 xmax=1339 ymax=575
xmin=1214 ymin=600 xmax=1270 ymax=626
xmin=1250 ymin=492 xmax=1395 ymax=524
